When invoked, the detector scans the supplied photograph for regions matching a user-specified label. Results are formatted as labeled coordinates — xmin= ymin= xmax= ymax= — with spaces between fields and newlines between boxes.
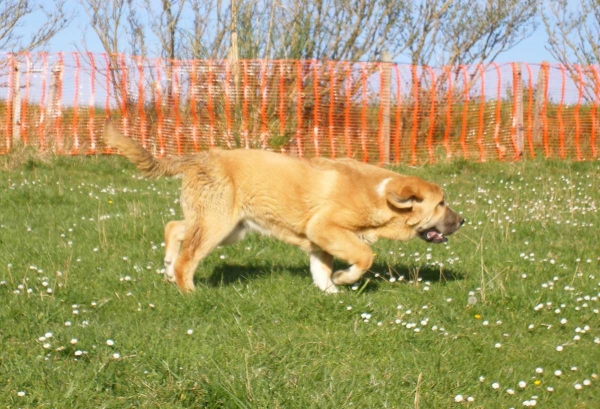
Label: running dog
xmin=104 ymin=120 xmax=464 ymax=293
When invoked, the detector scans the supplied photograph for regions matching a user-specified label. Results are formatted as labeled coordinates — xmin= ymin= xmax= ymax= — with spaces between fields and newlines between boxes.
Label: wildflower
xmin=17 ymin=391 xmax=26 ymax=397
xmin=106 ymin=339 xmax=114 ymax=346
xmin=491 ymin=382 xmax=500 ymax=389
xmin=454 ymin=394 xmax=464 ymax=402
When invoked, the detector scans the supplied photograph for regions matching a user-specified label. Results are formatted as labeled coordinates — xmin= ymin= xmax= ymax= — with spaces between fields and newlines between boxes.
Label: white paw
xmin=332 ymin=265 xmax=363 ymax=286
xmin=323 ymin=283 xmax=340 ymax=294
xmin=164 ymin=261 xmax=176 ymax=282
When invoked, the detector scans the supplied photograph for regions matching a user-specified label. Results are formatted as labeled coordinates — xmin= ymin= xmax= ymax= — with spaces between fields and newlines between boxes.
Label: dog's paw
xmin=332 ymin=265 xmax=365 ymax=286
xmin=323 ymin=284 xmax=340 ymax=294
xmin=164 ymin=260 xmax=177 ymax=282
xmin=175 ymin=275 xmax=196 ymax=293
xmin=178 ymin=283 xmax=196 ymax=293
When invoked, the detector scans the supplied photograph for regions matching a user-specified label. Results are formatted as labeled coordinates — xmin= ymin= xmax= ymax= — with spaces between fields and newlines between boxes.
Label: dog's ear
xmin=386 ymin=184 xmax=423 ymax=210
xmin=387 ymin=183 xmax=427 ymax=226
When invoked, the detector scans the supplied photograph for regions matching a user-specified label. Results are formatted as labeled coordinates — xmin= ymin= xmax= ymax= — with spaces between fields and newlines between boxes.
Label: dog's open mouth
xmin=419 ymin=228 xmax=448 ymax=244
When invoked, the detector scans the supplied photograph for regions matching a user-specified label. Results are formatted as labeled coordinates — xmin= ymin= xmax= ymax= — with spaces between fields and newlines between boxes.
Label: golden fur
xmin=104 ymin=120 xmax=464 ymax=293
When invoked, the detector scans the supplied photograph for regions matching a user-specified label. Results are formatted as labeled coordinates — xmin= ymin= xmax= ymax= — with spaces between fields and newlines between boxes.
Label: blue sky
xmin=493 ymin=30 xmax=555 ymax=64
xmin=45 ymin=25 xmax=557 ymax=64
xmin=34 ymin=4 xmax=558 ymax=64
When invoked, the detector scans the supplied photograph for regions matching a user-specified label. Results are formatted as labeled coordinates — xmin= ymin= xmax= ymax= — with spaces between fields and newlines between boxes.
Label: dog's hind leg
xmin=173 ymin=219 xmax=238 ymax=292
xmin=164 ymin=220 xmax=186 ymax=282
xmin=309 ymin=249 xmax=337 ymax=293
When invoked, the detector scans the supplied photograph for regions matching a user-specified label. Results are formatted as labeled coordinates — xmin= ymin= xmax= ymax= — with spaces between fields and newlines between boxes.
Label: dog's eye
xmin=438 ymin=201 xmax=445 ymax=207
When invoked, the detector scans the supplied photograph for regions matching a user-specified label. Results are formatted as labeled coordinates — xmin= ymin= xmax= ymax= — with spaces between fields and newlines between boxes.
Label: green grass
xmin=1 ymin=154 xmax=599 ymax=408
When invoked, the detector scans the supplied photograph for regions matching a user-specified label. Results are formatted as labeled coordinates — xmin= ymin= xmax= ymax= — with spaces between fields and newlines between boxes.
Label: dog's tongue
xmin=427 ymin=230 xmax=447 ymax=243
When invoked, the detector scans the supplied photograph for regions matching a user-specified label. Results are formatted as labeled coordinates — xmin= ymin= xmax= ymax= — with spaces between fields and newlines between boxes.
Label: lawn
xmin=0 ymin=153 xmax=599 ymax=408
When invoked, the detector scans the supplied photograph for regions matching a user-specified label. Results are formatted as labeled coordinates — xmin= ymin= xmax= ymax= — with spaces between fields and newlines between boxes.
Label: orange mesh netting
xmin=1 ymin=52 xmax=598 ymax=164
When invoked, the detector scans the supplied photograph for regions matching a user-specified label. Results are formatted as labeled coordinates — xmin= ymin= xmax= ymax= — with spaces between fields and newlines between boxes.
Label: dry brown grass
xmin=1 ymin=142 xmax=54 ymax=170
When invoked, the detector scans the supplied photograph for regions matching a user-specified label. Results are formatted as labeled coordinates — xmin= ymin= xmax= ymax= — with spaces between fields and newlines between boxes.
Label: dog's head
xmin=386 ymin=176 xmax=464 ymax=243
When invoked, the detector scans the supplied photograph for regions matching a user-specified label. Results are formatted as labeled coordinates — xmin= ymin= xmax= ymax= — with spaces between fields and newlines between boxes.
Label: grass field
xmin=1 ymin=153 xmax=599 ymax=408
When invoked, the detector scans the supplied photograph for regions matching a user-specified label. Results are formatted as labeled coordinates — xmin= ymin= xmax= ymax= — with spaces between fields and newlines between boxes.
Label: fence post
xmin=12 ymin=65 xmax=21 ymax=144
xmin=380 ymin=50 xmax=391 ymax=165
xmin=45 ymin=62 xmax=64 ymax=151
xmin=513 ymin=63 xmax=524 ymax=157
xmin=532 ymin=62 xmax=548 ymax=146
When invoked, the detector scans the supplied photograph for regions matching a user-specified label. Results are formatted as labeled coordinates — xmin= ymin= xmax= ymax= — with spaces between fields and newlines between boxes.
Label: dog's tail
xmin=103 ymin=119 xmax=191 ymax=178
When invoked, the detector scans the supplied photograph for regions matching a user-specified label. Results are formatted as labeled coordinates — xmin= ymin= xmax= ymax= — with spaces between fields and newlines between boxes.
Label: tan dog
xmin=104 ymin=121 xmax=464 ymax=293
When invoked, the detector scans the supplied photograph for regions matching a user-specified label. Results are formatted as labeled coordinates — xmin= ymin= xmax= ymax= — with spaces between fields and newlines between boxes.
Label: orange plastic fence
xmin=1 ymin=52 xmax=599 ymax=164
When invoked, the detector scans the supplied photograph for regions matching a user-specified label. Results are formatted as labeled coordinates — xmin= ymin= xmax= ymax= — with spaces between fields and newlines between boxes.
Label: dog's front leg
xmin=309 ymin=249 xmax=338 ymax=294
xmin=308 ymin=224 xmax=374 ymax=287
xmin=331 ymin=264 xmax=370 ymax=286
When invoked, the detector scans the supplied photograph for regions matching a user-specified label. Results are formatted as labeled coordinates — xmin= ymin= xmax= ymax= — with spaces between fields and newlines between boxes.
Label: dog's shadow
xmin=341 ymin=262 xmax=464 ymax=293
xmin=197 ymin=263 xmax=306 ymax=287
xmin=197 ymin=260 xmax=463 ymax=292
